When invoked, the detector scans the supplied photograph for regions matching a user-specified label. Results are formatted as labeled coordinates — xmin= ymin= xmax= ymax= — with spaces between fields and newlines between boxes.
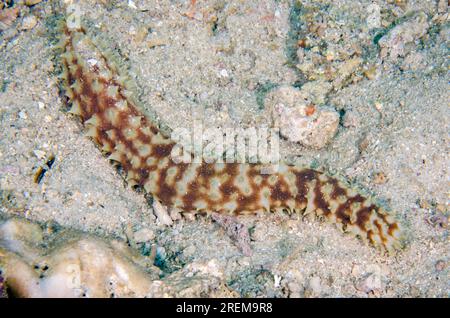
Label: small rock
xmin=134 ymin=27 xmax=148 ymax=43
xmin=219 ymin=69 xmax=229 ymax=78
xmin=19 ymin=111 xmax=28 ymax=119
xmin=307 ymin=276 xmax=322 ymax=296
xmin=33 ymin=150 xmax=46 ymax=159
xmin=169 ymin=207 xmax=182 ymax=221
xmin=378 ymin=12 xmax=429 ymax=61
xmin=335 ymin=57 xmax=362 ymax=83
xmin=351 ymin=264 xmax=362 ymax=277
xmin=276 ymin=104 xmax=339 ymax=149
xmin=183 ymin=245 xmax=196 ymax=258
xmin=287 ymin=282 xmax=302 ymax=298
xmin=267 ymin=86 xmax=305 ymax=109
xmin=401 ymin=52 xmax=426 ymax=71
xmin=436 ymin=203 xmax=447 ymax=213
xmin=127 ymin=0 xmax=137 ymax=9
xmin=0 ymin=7 xmax=19 ymax=31
xmin=356 ymin=273 xmax=382 ymax=294
xmin=156 ymin=246 xmax=166 ymax=261
xmin=373 ymin=172 xmax=388 ymax=184
xmin=358 ymin=134 xmax=371 ymax=153
xmin=274 ymin=275 xmax=282 ymax=288
xmin=342 ymin=110 xmax=359 ymax=128
xmin=418 ymin=198 xmax=432 ymax=209
xmin=435 ymin=260 xmax=446 ymax=271
xmin=185 ymin=259 xmax=224 ymax=279
xmin=268 ymin=86 xmax=339 ymax=149
xmin=298 ymin=80 xmax=332 ymax=105
xmin=409 ymin=285 xmax=421 ymax=297
xmin=426 ymin=211 xmax=448 ymax=228
xmin=21 ymin=15 xmax=38 ymax=31
xmin=438 ymin=0 xmax=448 ymax=13
xmin=147 ymin=38 xmax=167 ymax=48
xmin=366 ymin=3 xmax=381 ymax=29
xmin=250 ymin=222 xmax=268 ymax=242
xmin=355 ymin=265 xmax=383 ymax=294
xmin=133 ymin=228 xmax=155 ymax=243
xmin=364 ymin=66 xmax=378 ymax=80
xmin=152 ymin=200 xmax=173 ymax=226
xmin=374 ymin=101 xmax=383 ymax=113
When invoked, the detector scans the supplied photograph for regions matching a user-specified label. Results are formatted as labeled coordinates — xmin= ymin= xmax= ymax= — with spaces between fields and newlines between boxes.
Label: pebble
xmin=33 ymin=150 xmax=46 ymax=159
xmin=268 ymin=86 xmax=339 ymax=149
xmin=342 ymin=110 xmax=358 ymax=128
xmin=378 ymin=12 xmax=429 ymax=60
xmin=355 ymin=265 xmax=383 ymax=294
xmin=435 ymin=260 xmax=446 ymax=272
xmin=356 ymin=273 xmax=382 ymax=294
xmin=169 ymin=207 xmax=182 ymax=221
xmin=21 ymin=15 xmax=38 ymax=31
xmin=364 ymin=66 xmax=378 ymax=80
xmin=127 ymin=0 xmax=137 ymax=10
xmin=156 ymin=246 xmax=166 ymax=261
xmin=434 ymin=259 xmax=447 ymax=272
xmin=0 ymin=8 xmax=19 ymax=31
xmin=18 ymin=111 xmax=27 ymax=119
xmin=438 ymin=0 xmax=448 ymax=13
xmin=133 ymin=228 xmax=155 ymax=243
xmin=299 ymin=80 xmax=332 ymax=105
xmin=287 ymin=282 xmax=301 ymax=297
xmin=152 ymin=200 xmax=173 ymax=226
xmin=134 ymin=27 xmax=148 ymax=43
xmin=185 ymin=259 xmax=225 ymax=279
xmin=436 ymin=204 xmax=447 ymax=213
xmin=308 ymin=276 xmax=322 ymax=296
xmin=427 ymin=212 xmax=448 ymax=228
xmin=219 ymin=69 xmax=229 ymax=78
xmin=373 ymin=172 xmax=388 ymax=184
xmin=276 ymin=103 xmax=339 ymax=149
xmin=183 ymin=245 xmax=196 ymax=258
xmin=409 ymin=285 xmax=421 ymax=297
xmin=401 ymin=52 xmax=426 ymax=71
xmin=366 ymin=3 xmax=381 ymax=29
xmin=250 ymin=222 xmax=268 ymax=242
xmin=147 ymin=38 xmax=167 ymax=48
xmin=374 ymin=101 xmax=383 ymax=113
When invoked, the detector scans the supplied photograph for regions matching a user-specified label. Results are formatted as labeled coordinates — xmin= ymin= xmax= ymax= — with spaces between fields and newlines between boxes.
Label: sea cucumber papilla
xmin=57 ymin=10 xmax=402 ymax=252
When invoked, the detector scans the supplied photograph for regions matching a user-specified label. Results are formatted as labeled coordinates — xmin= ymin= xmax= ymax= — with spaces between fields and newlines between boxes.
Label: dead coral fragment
xmin=269 ymin=86 xmax=339 ymax=149
xmin=0 ymin=218 xmax=160 ymax=298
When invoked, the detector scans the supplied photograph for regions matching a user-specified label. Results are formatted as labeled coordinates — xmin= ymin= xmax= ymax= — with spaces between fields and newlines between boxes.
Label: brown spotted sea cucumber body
xmin=57 ymin=14 xmax=402 ymax=252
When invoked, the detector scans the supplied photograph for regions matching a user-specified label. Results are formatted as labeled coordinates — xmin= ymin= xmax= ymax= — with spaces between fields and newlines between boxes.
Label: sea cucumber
xmin=56 ymin=10 xmax=402 ymax=252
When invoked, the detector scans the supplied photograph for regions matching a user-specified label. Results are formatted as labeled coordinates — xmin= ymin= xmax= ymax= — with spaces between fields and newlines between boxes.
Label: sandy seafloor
xmin=0 ymin=0 xmax=448 ymax=297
